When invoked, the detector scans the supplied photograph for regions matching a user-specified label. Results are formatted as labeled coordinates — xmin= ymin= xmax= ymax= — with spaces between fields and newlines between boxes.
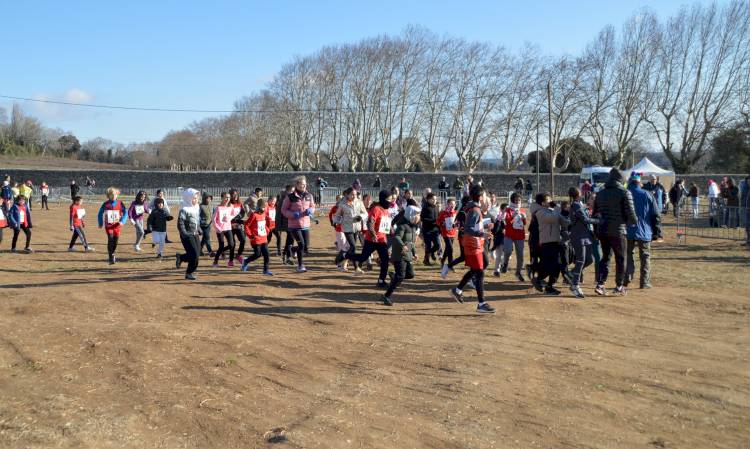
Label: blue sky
xmin=0 ymin=0 xmax=699 ymax=143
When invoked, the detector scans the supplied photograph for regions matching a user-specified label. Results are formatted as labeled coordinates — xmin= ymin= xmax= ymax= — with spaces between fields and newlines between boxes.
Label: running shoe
xmin=570 ymin=286 xmax=585 ymax=299
xmin=185 ymin=274 xmax=196 ymax=280
xmin=450 ymin=288 xmax=464 ymax=304
xmin=382 ymin=295 xmax=393 ymax=306
xmin=544 ymin=286 xmax=562 ymax=296
xmin=515 ymin=272 xmax=525 ymax=282
xmin=595 ymin=284 xmax=607 ymax=296
xmin=85 ymin=247 xmax=95 ymax=252
xmin=476 ymin=302 xmax=495 ymax=313
xmin=613 ymin=286 xmax=627 ymax=296
xmin=532 ymin=278 xmax=545 ymax=293
xmin=263 ymin=270 xmax=274 ymax=276
xmin=296 ymin=265 xmax=307 ymax=273
xmin=227 ymin=260 xmax=234 ymax=268
xmin=241 ymin=264 xmax=249 ymax=272
xmin=501 ymin=263 xmax=508 ymax=274
xmin=68 ymin=247 xmax=77 ymax=252
xmin=376 ymin=280 xmax=387 ymax=289
xmin=492 ymin=270 xmax=500 ymax=277
xmin=175 ymin=253 xmax=182 ymax=269
xmin=212 ymin=263 xmax=219 ymax=268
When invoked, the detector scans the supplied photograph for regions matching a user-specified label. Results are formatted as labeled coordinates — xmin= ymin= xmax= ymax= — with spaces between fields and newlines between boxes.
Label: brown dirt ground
xmin=0 ymin=205 xmax=748 ymax=449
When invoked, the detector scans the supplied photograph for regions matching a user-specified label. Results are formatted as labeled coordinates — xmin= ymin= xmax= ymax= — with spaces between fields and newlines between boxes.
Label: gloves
xmin=305 ymin=208 xmax=314 ymax=217
xmin=293 ymin=211 xmax=301 ymax=219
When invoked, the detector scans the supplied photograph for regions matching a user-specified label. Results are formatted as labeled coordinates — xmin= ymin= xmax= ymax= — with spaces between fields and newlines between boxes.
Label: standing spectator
xmin=740 ymin=175 xmax=750 ymax=246
xmin=594 ymin=168 xmax=637 ymax=296
xmin=668 ymin=180 xmax=688 ymax=218
xmin=501 ymin=192 xmax=527 ymax=281
xmin=70 ymin=180 xmax=80 ymax=200
xmin=642 ymin=175 xmax=666 ymax=214
xmin=397 ymin=177 xmax=410 ymax=192
xmin=568 ymin=187 xmax=598 ymax=299
xmin=688 ymin=183 xmax=700 ymax=219
xmin=352 ymin=178 xmax=362 ymax=193
xmin=525 ymin=179 xmax=534 ymax=205
xmin=452 ymin=177 xmax=463 ymax=200
xmin=532 ymin=193 xmax=569 ymax=295
xmin=438 ymin=176 xmax=450 ymax=195
xmin=708 ymin=179 xmax=721 ymax=227
xmin=723 ymin=177 xmax=740 ymax=228
xmin=625 ymin=173 xmax=661 ymax=290
xmin=1 ymin=180 xmax=12 ymax=201
xmin=514 ymin=177 xmax=525 ymax=196
xmin=315 ymin=176 xmax=328 ymax=205
xmin=372 ymin=175 xmax=382 ymax=188
xmin=463 ymin=175 xmax=474 ymax=198
xmin=40 ymin=182 xmax=50 ymax=210
xmin=580 ymin=180 xmax=593 ymax=202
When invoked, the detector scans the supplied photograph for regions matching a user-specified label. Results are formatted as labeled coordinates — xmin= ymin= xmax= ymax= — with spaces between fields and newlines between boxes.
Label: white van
xmin=580 ymin=166 xmax=614 ymax=192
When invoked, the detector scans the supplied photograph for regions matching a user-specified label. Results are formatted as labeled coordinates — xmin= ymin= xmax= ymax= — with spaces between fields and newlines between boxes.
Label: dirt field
xmin=0 ymin=205 xmax=748 ymax=449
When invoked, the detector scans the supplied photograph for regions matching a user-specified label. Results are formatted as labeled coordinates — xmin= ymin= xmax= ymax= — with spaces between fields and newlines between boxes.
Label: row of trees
xmin=0 ymin=104 xmax=81 ymax=157
xmin=153 ymin=1 xmax=750 ymax=173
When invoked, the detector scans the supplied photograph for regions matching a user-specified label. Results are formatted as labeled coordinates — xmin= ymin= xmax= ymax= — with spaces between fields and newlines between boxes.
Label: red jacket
xmin=438 ymin=209 xmax=458 ymax=238
xmin=70 ymin=204 xmax=85 ymax=228
xmin=329 ymin=205 xmax=342 ymax=232
xmin=244 ymin=211 xmax=268 ymax=245
xmin=266 ymin=204 xmax=277 ymax=232
xmin=366 ymin=205 xmax=390 ymax=243
xmin=503 ymin=205 xmax=527 ymax=241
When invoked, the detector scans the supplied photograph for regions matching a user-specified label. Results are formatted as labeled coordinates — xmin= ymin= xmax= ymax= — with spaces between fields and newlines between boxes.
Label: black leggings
xmin=289 ymin=228 xmax=310 ymax=266
xmin=347 ymin=240 xmax=389 ymax=282
xmin=283 ymin=231 xmax=294 ymax=259
xmin=232 ymin=226 xmax=245 ymax=257
xmin=458 ymin=269 xmax=485 ymax=303
xmin=200 ymin=225 xmax=213 ymax=254
xmin=385 ymin=260 xmax=415 ymax=298
xmin=268 ymin=228 xmax=281 ymax=255
xmin=448 ymin=235 xmax=466 ymax=269
xmin=69 ymin=227 xmax=88 ymax=248
xmin=538 ymin=242 xmax=561 ymax=286
xmin=242 ymin=243 xmax=270 ymax=271
xmin=12 ymin=227 xmax=31 ymax=250
xmin=107 ymin=234 xmax=119 ymax=257
xmin=423 ymin=230 xmax=440 ymax=261
xmin=441 ymin=236 xmax=454 ymax=265
xmin=214 ymin=231 xmax=235 ymax=263
xmin=336 ymin=232 xmax=358 ymax=264
xmin=41 ymin=195 xmax=49 ymax=210
xmin=179 ymin=234 xmax=200 ymax=274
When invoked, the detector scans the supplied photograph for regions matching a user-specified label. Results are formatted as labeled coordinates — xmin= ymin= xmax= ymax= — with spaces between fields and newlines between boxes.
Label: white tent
xmin=627 ymin=157 xmax=675 ymax=188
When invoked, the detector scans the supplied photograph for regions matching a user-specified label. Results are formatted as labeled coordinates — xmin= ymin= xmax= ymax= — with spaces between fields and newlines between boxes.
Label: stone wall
xmin=3 ymin=167 xmax=746 ymax=193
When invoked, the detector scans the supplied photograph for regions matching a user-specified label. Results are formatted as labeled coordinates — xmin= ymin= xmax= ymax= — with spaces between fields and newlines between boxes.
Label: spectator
xmin=70 ymin=180 xmax=80 ymax=200
xmin=642 ymin=175 xmax=666 ymax=214
xmin=40 ymin=182 xmax=50 ymax=210
xmin=525 ymin=179 xmax=534 ymax=205
xmin=740 ymin=175 xmax=750 ymax=246
xmin=722 ymin=177 xmax=740 ymax=228
xmin=397 ymin=177 xmax=410 ymax=192
xmin=707 ymin=179 xmax=721 ymax=227
xmin=688 ymin=183 xmax=700 ymax=218
xmin=452 ymin=177 xmax=463 ymax=200
xmin=438 ymin=176 xmax=449 ymax=195
xmin=625 ymin=173 xmax=661 ymax=290
xmin=668 ymin=180 xmax=688 ymax=218
xmin=315 ymin=177 xmax=328 ymax=204
xmin=581 ymin=180 xmax=593 ymax=201
xmin=18 ymin=181 xmax=33 ymax=210
xmin=352 ymin=178 xmax=362 ymax=193
xmin=372 ymin=175 xmax=382 ymax=188
xmin=514 ymin=178 xmax=525 ymax=196
xmin=593 ymin=168 xmax=637 ymax=296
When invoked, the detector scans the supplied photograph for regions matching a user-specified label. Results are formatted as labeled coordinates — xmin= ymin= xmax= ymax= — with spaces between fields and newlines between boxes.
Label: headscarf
xmin=181 ymin=188 xmax=200 ymax=214
xmin=378 ymin=189 xmax=391 ymax=209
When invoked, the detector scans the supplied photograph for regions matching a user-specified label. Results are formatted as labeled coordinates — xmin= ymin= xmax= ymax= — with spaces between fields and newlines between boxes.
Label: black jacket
xmin=420 ymin=204 xmax=439 ymax=234
xmin=594 ymin=177 xmax=637 ymax=236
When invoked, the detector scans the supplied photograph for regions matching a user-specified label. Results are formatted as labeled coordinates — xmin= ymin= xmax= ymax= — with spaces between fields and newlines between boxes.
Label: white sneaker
xmin=440 ymin=264 xmax=450 ymax=279
xmin=296 ymin=265 xmax=307 ymax=273
xmin=85 ymin=246 xmax=95 ymax=252
xmin=68 ymin=247 xmax=77 ymax=252
xmin=134 ymin=245 xmax=142 ymax=253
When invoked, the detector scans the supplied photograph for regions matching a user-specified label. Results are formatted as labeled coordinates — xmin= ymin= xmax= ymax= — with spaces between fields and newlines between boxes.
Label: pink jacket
xmin=281 ymin=190 xmax=315 ymax=229
xmin=212 ymin=205 xmax=234 ymax=232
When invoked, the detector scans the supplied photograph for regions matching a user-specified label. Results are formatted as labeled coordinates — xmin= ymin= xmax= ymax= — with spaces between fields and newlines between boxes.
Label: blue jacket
xmin=8 ymin=203 xmax=32 ymax=229
xmin=97 ymin=200 xmax=128 ymax=227
xmin=1 ymin=184 xmax=12 ymax=201
xmin=627 ymin=183 xmax=661 ymax=241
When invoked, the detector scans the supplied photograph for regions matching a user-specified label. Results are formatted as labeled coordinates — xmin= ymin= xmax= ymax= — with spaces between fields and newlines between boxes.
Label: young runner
xmin=68 ymin=196 xmax=93 ymax=252
xmin=175 ymin=188 xmax=202 ymax=280
xmin=97 ymin=187 xmax=128 ymax=264
xmin=146 ymin=198 xmax=172 ymax=259
xmin=212 ymin=192 xmax=236 ymax=267
xmin=381 ymin=204 xmax=420 ymax=306
xmin=241 ymin=198 xmax=273 ymax=275
xmin=8 ymin=195 xmax=33 ymax=253
xmin=128 ymin=190 xmax=150 ymax=253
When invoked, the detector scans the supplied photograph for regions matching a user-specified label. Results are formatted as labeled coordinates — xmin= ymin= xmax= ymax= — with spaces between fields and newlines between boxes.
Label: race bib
xmin=135 ymin=205 xmax=145 ymax=215
xmin=218 ymin=207 xmax=231 ymax=223
xmin=231 ymin=207 xmax=241 ymax=217
xmin=378 ymin=216 xmax=392 ymax=234
xmin=106 ymin=210 xmax=121 ymax=224
xmin=512 ymin=213 xmax=524 ymax=230
xmin=444 ymin=216 xmax=455 ymax=230
xmin=256 ymin=220 xmax=267 ymax=236
xmin=76 ymin=208 xmax=86 ymax=219
xmin=41 ymin=188 xmax=49 ymax=195
xmin=268 ymin=209 xmax=276 ymax=221
xmin=0 ymin=209 xmax=5 ymax=220
xmin=18 ymin=210 xmax=26 ymax=224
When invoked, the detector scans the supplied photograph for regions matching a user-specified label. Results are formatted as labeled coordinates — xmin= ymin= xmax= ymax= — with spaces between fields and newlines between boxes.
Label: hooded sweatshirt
xmin=177 ymin=188 xmax=201 ymax=237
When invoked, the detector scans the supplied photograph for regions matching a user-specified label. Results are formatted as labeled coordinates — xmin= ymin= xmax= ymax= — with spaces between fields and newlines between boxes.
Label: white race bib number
xmin=444 ymin=216 xmax=455 ymax=230
xmin=41 ymin=188 xmax=49 ymax=195
xmin=135 ymin=205 xmax=145 ymax=215
xmin=268 ymin=209 xmax=276 ymax=221
xmin=77 ymin=208 xmax=86 ymax=219
xmin=218 ymin=207 xmax=231 ymax=223
xmin=256 ymin=220 xmax=267 ymax=236
xmin=378 ymin=217 xmax=392 ymax=234
xmin=106 ymin=210 xmax=121 ymax=224
xmin=512 ymin=213 xmax=524 ymax=230
xmin=18 ymin=210 xmax=26 ymax=224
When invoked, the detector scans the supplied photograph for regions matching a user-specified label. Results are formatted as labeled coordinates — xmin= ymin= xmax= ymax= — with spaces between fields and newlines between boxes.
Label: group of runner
xmin=0 ymin=170 xmax=682 ymax=313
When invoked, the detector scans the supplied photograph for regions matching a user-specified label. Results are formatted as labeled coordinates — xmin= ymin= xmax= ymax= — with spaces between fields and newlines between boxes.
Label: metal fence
xmin=676 ymin=199 xmax=749 ymax=241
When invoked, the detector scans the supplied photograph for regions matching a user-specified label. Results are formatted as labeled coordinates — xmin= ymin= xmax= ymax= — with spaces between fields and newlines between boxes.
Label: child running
xmin=381 ymin=204 xmax=420 ymax=306
xmin=491 ymin=203 xmax=508 ymax=276
xmin=175 ymin=188 xmax=202 ymax=280
xmin=228 ymin=189 xmax=246 ymax=264
xmin=241 ymin=198 xmax=273 ymax=275
xmin=146 ymin=198 xmax=173 ymax=259
xmin=199 ymin=192 xmax=214 ymax=257
xmin=128 ymin=190 xmax=150 ymax=253
xmin=438 ymin=197 xmax=458 ymax=271
xmin=68 ymin=196 xmax=93 ymax=252
xmin=212 ymin=192 xmax=236 ymax=267
xmin=449 ymin=185 xmax=495 ymax=313
xmin=265 ymin=196 xmax=279 ymax=257
xmin=97 ymin=187 xmax=128 ymax=264
xmin=344 ymin=189 xmax=393 ymax=288
xmin=8 ymin=195 xmax=33 ymax=253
